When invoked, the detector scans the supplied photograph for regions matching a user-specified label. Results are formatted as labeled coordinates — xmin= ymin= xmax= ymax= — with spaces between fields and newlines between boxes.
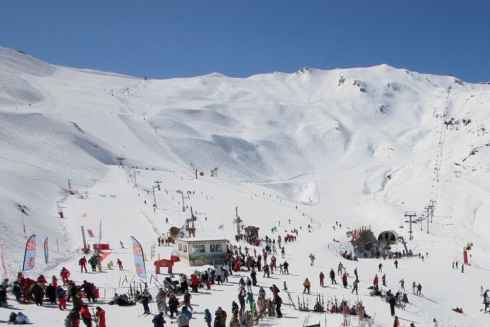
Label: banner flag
xmin=43 ymin=237 xmax=49 ymax=264
xmin=130 ymin=236 xmax=147 ymax=280
xmin=22 ymin=234 xmax=36 ymax=272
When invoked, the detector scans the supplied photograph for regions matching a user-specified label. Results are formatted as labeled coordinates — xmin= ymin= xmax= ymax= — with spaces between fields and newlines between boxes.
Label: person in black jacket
xmin=152 ymin=312 xmax=166 ymax=327
xmin=274 ymin=294 xmax=283 ymax=318
xmin=31 ymin=283 xmax=44 ymax=306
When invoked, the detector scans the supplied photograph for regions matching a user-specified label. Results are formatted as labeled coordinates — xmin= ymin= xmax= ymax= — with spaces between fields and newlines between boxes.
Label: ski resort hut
xmin=377 ymin=230 xmax=398 ymax=246
xmin=176 ymin=237 xmax=229 ymax=266
xmin=244 ymin=226 xmax=260 ymax=245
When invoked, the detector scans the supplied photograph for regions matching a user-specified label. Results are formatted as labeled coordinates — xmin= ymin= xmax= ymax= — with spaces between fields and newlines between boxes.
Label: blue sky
xmin=1 ymin=1 xmax=489 ymax=81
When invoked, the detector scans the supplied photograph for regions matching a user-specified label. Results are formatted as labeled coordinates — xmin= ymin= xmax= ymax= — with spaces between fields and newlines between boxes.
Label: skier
xmin=382 ymin=274 xmax=387 ymax=287
xmin=400 ymin=279 xmax=405 ymax=291
xmin=303 ymin=278 xmax=311 ymax=294
xmin=337 ymin=262 xmax=344 ymax=275
xmin=309 ymin=253 xmax=316 ymax=266
xmin=393 ymin=316 xmax=400 ymax=327
xmin=342 ymin=272 xmax=348 ymax=288
xmin=95 ymin=307 xmax=106 ymax=327
xmin=168 ymin=293 xmax=179 ymax=318
xmin=378 ymin=263 xmax=383 ymax=273
xmin=283 ymin=260 xmax=289 ymax=274
xmin=352 ymin=279 xmax=359 ymax=295
xmin=79 ymin=256 xmax=88 ymax=273
xmin=416 ymin=283 xmax=422 ymax=296
xmin=116 ymin=258 xmax=123 ymax=271
xmin=319 ymin=271 xmax=325 ymax=287
xmin=329 ymin=269 xmax=337 ymax=285
xmin=394 ymin=259 xmax=399 ymax=269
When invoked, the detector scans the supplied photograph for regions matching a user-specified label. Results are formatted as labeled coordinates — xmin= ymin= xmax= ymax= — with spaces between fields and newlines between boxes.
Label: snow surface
xmin=1 ymin=47 xmax=490 ymax=326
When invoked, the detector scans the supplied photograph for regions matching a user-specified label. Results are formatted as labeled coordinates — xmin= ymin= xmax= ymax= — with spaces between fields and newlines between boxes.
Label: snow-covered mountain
xmin=2 ymin=47 xmax=490 ymax=267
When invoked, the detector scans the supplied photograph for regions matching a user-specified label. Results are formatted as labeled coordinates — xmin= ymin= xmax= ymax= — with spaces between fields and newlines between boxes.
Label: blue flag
xmin=130 ymin=236 xmax=147 ymax=280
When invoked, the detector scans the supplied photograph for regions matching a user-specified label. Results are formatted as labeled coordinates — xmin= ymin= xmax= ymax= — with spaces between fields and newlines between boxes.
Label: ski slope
xmin=1 ymin=47 xmax=490 ymax=326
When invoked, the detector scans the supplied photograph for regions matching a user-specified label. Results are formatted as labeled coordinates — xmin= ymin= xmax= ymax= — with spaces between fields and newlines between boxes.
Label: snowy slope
xmin=1 ymin=47 xmax=490 ymax=326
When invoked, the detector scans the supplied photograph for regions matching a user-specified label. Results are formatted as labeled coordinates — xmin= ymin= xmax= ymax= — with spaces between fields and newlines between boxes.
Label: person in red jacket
xmin=79 ymin=257 xmax=88 ymax=273
xmin=60 ymin=267 xmax=70 ymax=285
xmin=79 ymin=304 xmax=92 ymax=327
xmin=95 ymin=306 xmax=106 ymax=327
xmin=373 ymin=274 xmax=379 ymax=291
xmin=191 ymin=274 xmax=200 ymax=292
